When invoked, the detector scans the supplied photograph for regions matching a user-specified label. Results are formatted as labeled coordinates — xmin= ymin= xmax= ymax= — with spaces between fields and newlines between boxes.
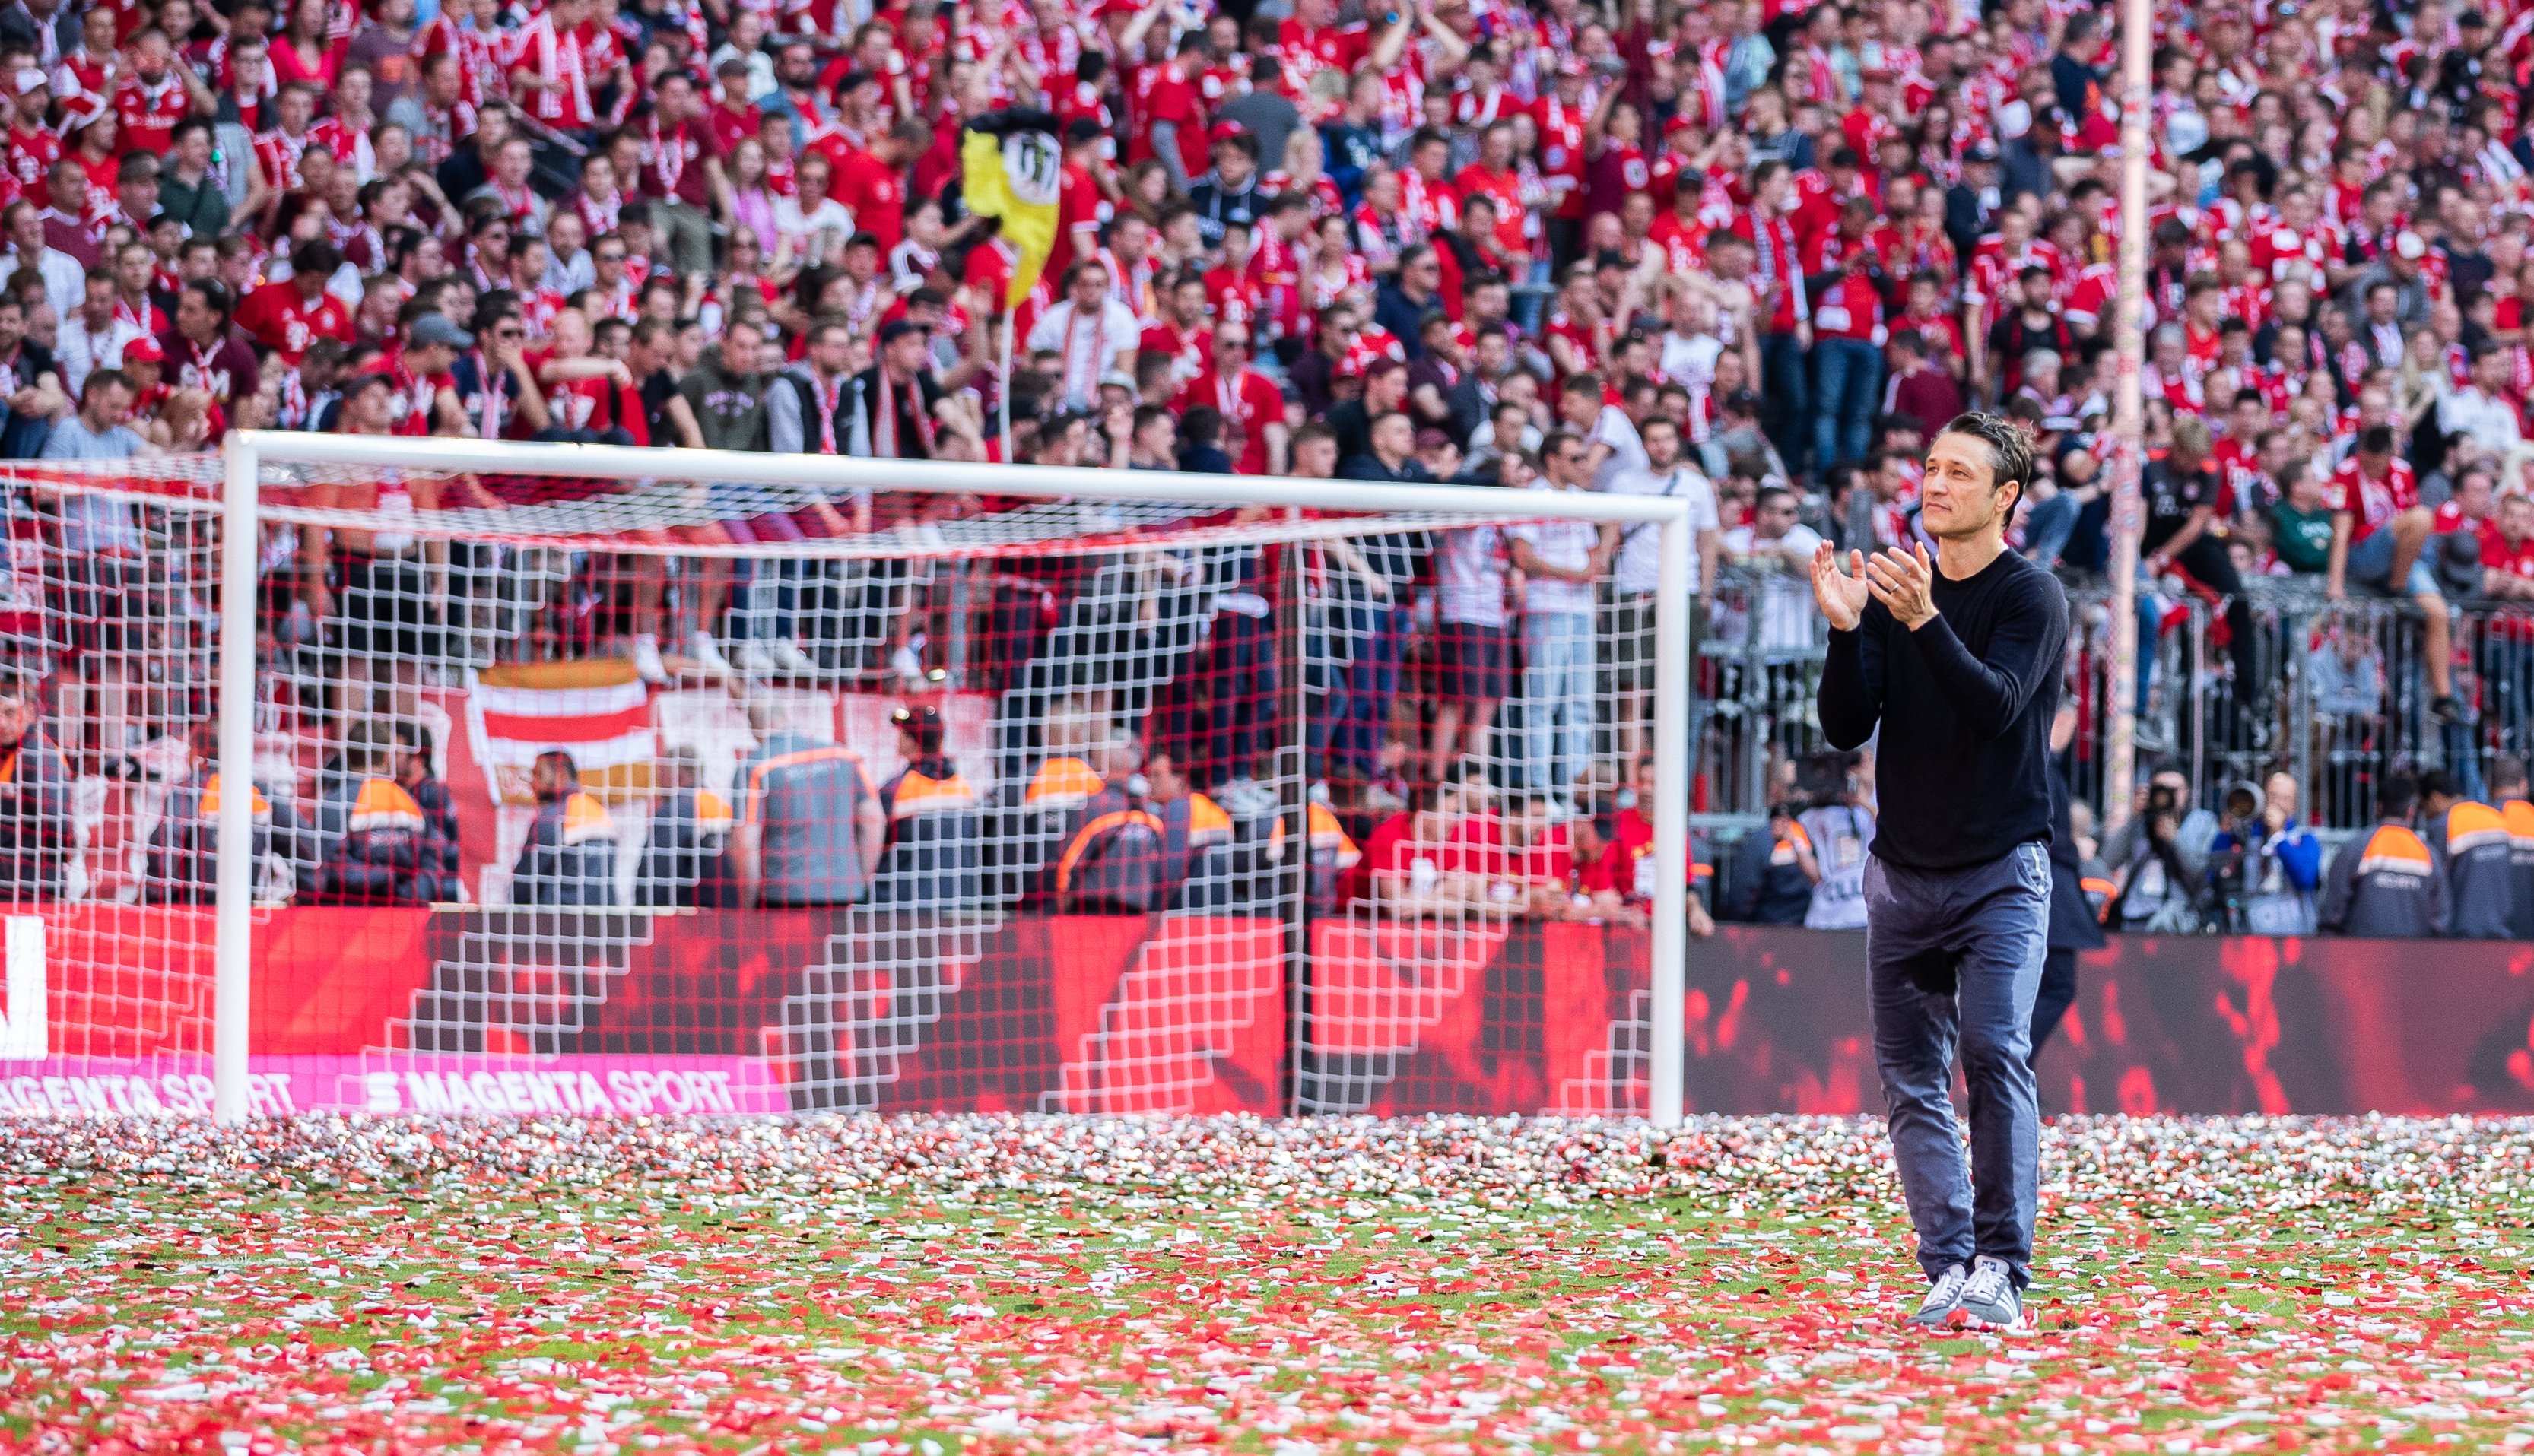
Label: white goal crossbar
xmin=210 ymin=430 xmax=1699 ymax=1127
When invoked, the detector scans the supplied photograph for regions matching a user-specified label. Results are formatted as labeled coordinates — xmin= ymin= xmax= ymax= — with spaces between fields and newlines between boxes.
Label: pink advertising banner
xmin=0 ymin=1055 xmax=794 ymax=1118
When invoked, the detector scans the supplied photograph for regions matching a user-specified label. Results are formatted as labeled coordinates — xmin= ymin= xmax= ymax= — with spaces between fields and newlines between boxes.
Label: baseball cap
xmin=120 ymin=335 xmax=164 ymax=364
xmin=14 ymin=68 xmax=46 ymax=96
xmin=878 ymin=318 xmax=929 ymax=344
xmin=408 ymin=312 xmax=475 ymax=350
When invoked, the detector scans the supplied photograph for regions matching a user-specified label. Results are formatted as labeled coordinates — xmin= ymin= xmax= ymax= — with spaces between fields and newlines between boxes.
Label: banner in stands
xmin=4 ymin=913 xmax=2531 ymax=1115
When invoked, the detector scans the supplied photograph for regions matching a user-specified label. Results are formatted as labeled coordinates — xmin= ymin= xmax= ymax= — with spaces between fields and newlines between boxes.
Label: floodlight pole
xmin=2102 ymin=0 xmax=2152 ymax=832
xmin=213 ymin=432 xmax=260 ymax=1125
xmin=1649 ymin=515 xmax=1691 ymax=1129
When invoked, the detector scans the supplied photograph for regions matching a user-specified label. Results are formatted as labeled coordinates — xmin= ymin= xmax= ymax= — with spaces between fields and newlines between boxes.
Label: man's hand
xmin=1864 ymin=542 xmax=1939 ymax=630
xmin=1809 ymin=541 xmax=1871 ymax=632
xmin=2324 ymin=575 xmax=2346 ymax=601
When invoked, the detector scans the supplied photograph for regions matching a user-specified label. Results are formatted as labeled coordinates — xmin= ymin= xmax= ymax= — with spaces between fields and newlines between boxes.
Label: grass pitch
xmin=3 ymin=1115 xmax=2531 ymax=1453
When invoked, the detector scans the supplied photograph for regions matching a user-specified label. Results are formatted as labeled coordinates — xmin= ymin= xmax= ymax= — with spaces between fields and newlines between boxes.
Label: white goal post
xmin=208 ymin=429 xmax=1699 ymax=1126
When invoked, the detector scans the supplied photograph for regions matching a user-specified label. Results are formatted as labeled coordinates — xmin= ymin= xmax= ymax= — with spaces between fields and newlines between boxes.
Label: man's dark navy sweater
xmin=1818 ymin=550 xmax=2070 ymax=871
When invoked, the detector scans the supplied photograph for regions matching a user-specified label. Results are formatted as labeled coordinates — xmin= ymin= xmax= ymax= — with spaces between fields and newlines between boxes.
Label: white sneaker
xmin=890 ymin=643 xmax=924 ymax=682
xmin=734 ymin=639 xmax=777 ymax=674
xmin=628 ymin=633 xmax=669 ymax=685
xmin=765 ymin=637 xmax=817 ymax=673
xmin=1958 ymin=1255 xmax=2023 ymax=1328
xmin=687 ymin=630 xmax=735 ymax=677
xmin=1910 ymin=1263 xmax=1967 ymax=1329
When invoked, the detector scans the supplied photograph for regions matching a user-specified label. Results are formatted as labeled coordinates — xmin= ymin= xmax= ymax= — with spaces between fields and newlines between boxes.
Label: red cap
xmin=1209 ymin=119 xmax=1247 ymax=142
xmin=121 ymin=335 xmax=164 ymax=364
xmin=1557 ymin=56 xmax=1589 ymax=77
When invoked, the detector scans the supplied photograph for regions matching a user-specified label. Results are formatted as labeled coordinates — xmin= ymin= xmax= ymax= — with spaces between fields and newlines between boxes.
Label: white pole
xmin=235 ymin=433 xmax=1693 ymax=527
xmin=213 ymin=432 xmax=260 ymax=1124
xmin=2103 ymin=0 xmax=2151 ymax=832
xmin=1648 ymin=514 xmax=1691 ymax=1129
xmin=997 ymin=316 xmax=1015 ymax=465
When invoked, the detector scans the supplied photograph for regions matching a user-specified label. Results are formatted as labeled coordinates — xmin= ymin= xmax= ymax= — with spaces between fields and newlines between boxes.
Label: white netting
xmin=0 ymin=450 xmax=1680 ymax=1118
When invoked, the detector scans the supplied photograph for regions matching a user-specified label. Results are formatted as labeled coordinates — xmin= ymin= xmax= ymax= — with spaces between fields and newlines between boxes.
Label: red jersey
xmin=253 ymin=126 xmax=313 ymax=193
xmin=2248 ymin=219 xmax=2337 ymax=292
xmin=113 ymin=74 xmax=191 ymax=155
xmin=1274 ymin=18 xmax=1368 ymax=87
xmin=1180 ymin=366 xmax=1283 ymax=475
xmin=2481 ymin=519 xmax=2534 ymax=588
xmin=5 ymin=126 xmax=60 ymax=194
xmin=1135 ymin=65 xmax=1209 ymax=181
xmin=502 ymin=13 xmax=594 ymax=131
xmin=829 ymin=146 xmax=907 ymax=255
xmin=1201 ymin=265 xmax=1259 ymax=330
xmin=384 ymin=355 xmax=452 ymax=437
xmin=2326 ymin=455 xmax=2418 ymax=545
xmin=1812 ymin=272 xmax=1883 ymax=342
xmin=237 ymin=281 xmax=354 ymax=368
xmin=1453 ymin=163 xmax=1527 ymax=258
xmin=1531 ymin=94 xmax=1589 ymax=221
xmin=707 ymin=100 xmax=761 ymax=158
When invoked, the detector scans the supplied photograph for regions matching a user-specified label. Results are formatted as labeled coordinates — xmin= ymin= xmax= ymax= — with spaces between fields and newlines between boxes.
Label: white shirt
xmin=1510 ymin=483 xmax=1602 ymax=615
xmin=1027 ymin=297 xmax=1143 ymax=409
xmin=2437 ymin=386 xmax=2523 ymax=455
xmin=1658 ymin=330 xmax=1723 ymax=389
xmin=1435 ymin=523 xmax=1510 ymax=627
xmin=1605 ymin=460 xmax=1722 ymax=594
xmin=1721 ymin=522 xmax=1826 ymax=652
xmin=1588 ymin=403 xmax=1647 ymax=490
xmin=4 ymin=243 xmax=85 ymax=324
xmin=773 ymin=194 xmax=856 ymax=269
xmin=56 ymin=312 xmax=144 ymax=398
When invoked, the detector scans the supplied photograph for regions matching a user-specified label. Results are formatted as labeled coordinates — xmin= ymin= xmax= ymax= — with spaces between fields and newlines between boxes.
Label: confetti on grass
xmin=4 ymin=1115 xmax=2532 ymax=1453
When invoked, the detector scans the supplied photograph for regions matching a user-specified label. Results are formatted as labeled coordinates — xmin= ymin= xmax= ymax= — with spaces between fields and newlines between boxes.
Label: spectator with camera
xmin=2203 ymin=775 xmax=2325 ymax=937
xmin=1793 ymin=751 xmax=1873 ymax=931
xmin=2105 ymin=775 xmax=2205 ymax=934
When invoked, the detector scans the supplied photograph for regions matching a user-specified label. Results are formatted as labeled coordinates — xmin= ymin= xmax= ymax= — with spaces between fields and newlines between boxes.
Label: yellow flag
xmin=961 ymin=122 xmax=1063 ymax=311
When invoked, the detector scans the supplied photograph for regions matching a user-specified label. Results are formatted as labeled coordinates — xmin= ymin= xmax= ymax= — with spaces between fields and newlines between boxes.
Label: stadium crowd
xmin=5 ymin=0 xmax=2534 ymax=935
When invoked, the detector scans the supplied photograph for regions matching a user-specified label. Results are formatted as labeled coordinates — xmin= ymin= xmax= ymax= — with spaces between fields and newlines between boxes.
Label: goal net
xmin=0 ymin=436 xmax=1692 ymax=1123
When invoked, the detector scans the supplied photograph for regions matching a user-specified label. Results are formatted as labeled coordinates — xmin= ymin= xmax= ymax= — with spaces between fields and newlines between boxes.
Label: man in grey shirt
xmin=1214 ymin=55 xmax=1302 ymax=175
xmin=38 ymin=369 xmax=151 ymax=559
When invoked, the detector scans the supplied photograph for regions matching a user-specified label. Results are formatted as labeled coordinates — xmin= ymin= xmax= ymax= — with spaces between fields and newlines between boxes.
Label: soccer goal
xmin=0 ymin=434 xmax=1696 ymax=1125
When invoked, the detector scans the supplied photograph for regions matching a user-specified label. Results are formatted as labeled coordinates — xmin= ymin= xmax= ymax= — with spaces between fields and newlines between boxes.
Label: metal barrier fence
xmin=1685 ymin=566 xmax=2532 ymax=839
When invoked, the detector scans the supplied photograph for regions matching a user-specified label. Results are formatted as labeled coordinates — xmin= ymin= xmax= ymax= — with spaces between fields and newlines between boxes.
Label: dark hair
xmin=291 ymin=239 xmax=343 ymax=278
xmin=2358 ymin=423 xmax=2397 ymax=455
xmin=2378 ymin=772 xmax=2419 ymax=820
xmin=2421 ymin=769 xmax=2467 ymax=802
xmin=183 ymin=277 xmax=232 ymax=322
xmin=1935 ymin=411 xmax=2034 ymax=509
xmin=2491 ymin=754 xmax=2529 ymax=796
